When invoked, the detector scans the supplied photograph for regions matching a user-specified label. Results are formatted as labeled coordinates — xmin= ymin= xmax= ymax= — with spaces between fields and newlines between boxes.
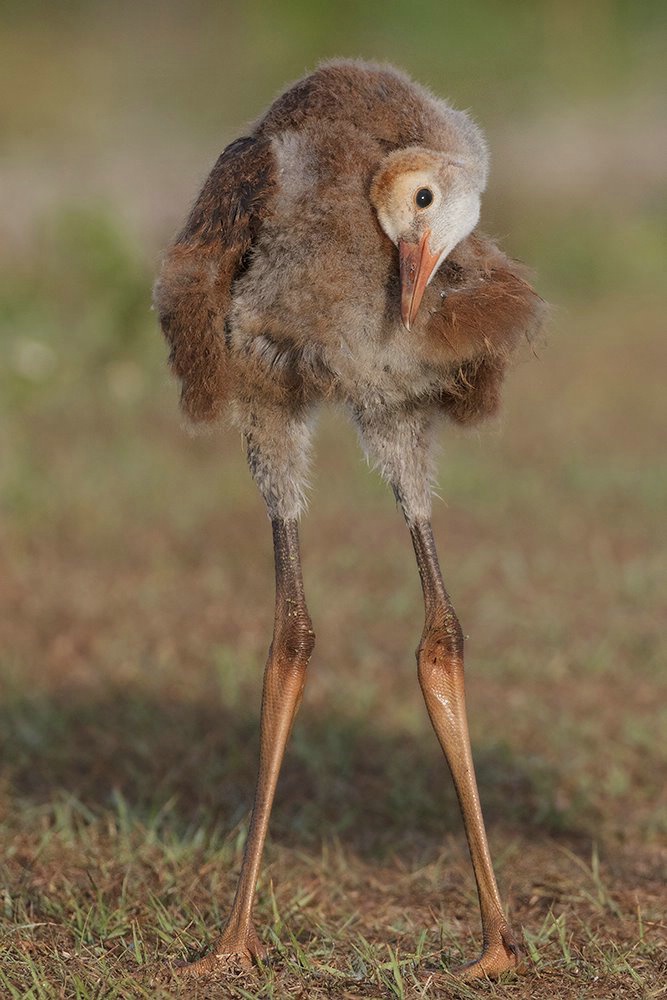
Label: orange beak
xmin=399 ymin=229 xmax=440 ymax=331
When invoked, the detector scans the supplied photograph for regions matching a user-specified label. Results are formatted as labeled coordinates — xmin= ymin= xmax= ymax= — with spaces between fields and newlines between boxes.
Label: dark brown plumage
xmin=157 ymin=135 xmax=277 ymax=422
xmin=154 ymin=59 xmax=545 ymax=982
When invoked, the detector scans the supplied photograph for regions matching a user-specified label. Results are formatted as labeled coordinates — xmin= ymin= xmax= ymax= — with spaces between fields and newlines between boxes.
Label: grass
xmin=1 ymin=3 xmax=666 ymax=997
xmin=1 ymin=279 xmax=665 ymax=996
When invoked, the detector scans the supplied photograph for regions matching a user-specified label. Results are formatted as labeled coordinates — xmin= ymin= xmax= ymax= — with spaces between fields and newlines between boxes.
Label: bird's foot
xmin=454 ymin=921 xmax=523 ymax=981
xmin=171 ymin=924 xmax=267 ymax=979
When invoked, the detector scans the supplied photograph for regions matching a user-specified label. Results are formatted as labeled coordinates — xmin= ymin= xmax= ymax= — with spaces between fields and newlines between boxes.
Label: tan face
xmin=374 ymin=170 xmax=440 ymax=243
xmin=371 ymin=151 xmax=482 ymax=329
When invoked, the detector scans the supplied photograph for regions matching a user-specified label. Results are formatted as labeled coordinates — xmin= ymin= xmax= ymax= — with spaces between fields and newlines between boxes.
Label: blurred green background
xmin=1 ymin=2 xmax=666 ymax=995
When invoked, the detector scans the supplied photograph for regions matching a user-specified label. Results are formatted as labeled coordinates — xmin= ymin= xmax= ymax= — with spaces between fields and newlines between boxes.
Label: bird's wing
xmin=426 ymin=232 xmax=547 ymax=425
xmin=154 ymin=136 xmax=276 ymax=423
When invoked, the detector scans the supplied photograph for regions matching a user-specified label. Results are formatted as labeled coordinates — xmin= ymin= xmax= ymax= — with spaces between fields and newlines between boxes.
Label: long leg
xmin=179 ymin=518 xmax=314 ymax=976
xmin=355 ymin=403 xmax=518 ymax=979
xmin=408 ymin=518 xmax=519 ymax=979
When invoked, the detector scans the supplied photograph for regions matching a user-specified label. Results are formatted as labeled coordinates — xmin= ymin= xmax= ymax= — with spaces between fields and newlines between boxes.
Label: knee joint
xmin=416 ymin=617 xmax=464 ymax=687
xmin=273 ymin=607 xmax=315 ymax=665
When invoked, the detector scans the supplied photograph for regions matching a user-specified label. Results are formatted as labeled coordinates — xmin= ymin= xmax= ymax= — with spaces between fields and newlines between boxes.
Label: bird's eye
xmin=415 ymin=187 xmax=433 ymax=209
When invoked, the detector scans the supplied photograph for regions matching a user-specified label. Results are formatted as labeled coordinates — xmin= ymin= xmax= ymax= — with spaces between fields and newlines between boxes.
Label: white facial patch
xmin=427 ymin=190 xmax=480 ymax=282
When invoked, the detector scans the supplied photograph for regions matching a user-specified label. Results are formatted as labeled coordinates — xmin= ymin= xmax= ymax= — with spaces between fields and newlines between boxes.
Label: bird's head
xmin=371 ymin=147 xmax=486 ymax=330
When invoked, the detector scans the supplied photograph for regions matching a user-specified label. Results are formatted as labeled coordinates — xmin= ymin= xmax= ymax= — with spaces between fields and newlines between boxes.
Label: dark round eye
xmin=415 ymin=187 xmax=433 ymax=209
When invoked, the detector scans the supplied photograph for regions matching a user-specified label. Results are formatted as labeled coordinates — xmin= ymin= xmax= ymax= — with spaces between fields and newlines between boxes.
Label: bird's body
xmin=157 ymin=60 xmax=540 ymax=518
xmin=155 ymin=59 xmax=544 ymax=982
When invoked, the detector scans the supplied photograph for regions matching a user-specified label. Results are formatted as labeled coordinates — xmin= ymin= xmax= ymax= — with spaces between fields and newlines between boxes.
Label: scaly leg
xmin=409 ymin=519 xmax=520 ymax=980
xmin=177 ymin=518 xmax=314 ymax=977
xmin=354 ymin=403 xmax=518 ymax=978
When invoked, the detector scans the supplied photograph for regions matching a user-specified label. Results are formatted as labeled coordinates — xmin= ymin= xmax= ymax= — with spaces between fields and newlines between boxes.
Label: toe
xmin=170 ymin=931 xmax=266 ymax=979
xmin=455 ymin=926 xmax=523 ymax=981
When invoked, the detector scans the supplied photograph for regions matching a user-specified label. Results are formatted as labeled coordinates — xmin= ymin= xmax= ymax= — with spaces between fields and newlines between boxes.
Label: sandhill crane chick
xmin=155 ymin=58 xmax=545 ymax=982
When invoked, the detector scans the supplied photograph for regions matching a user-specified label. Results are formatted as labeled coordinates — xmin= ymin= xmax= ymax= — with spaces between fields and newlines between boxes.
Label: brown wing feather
xmin=427 ymin=233 xmax=547 ymax=425
xmin=153 ymin=136 xmax=276 ymax=423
